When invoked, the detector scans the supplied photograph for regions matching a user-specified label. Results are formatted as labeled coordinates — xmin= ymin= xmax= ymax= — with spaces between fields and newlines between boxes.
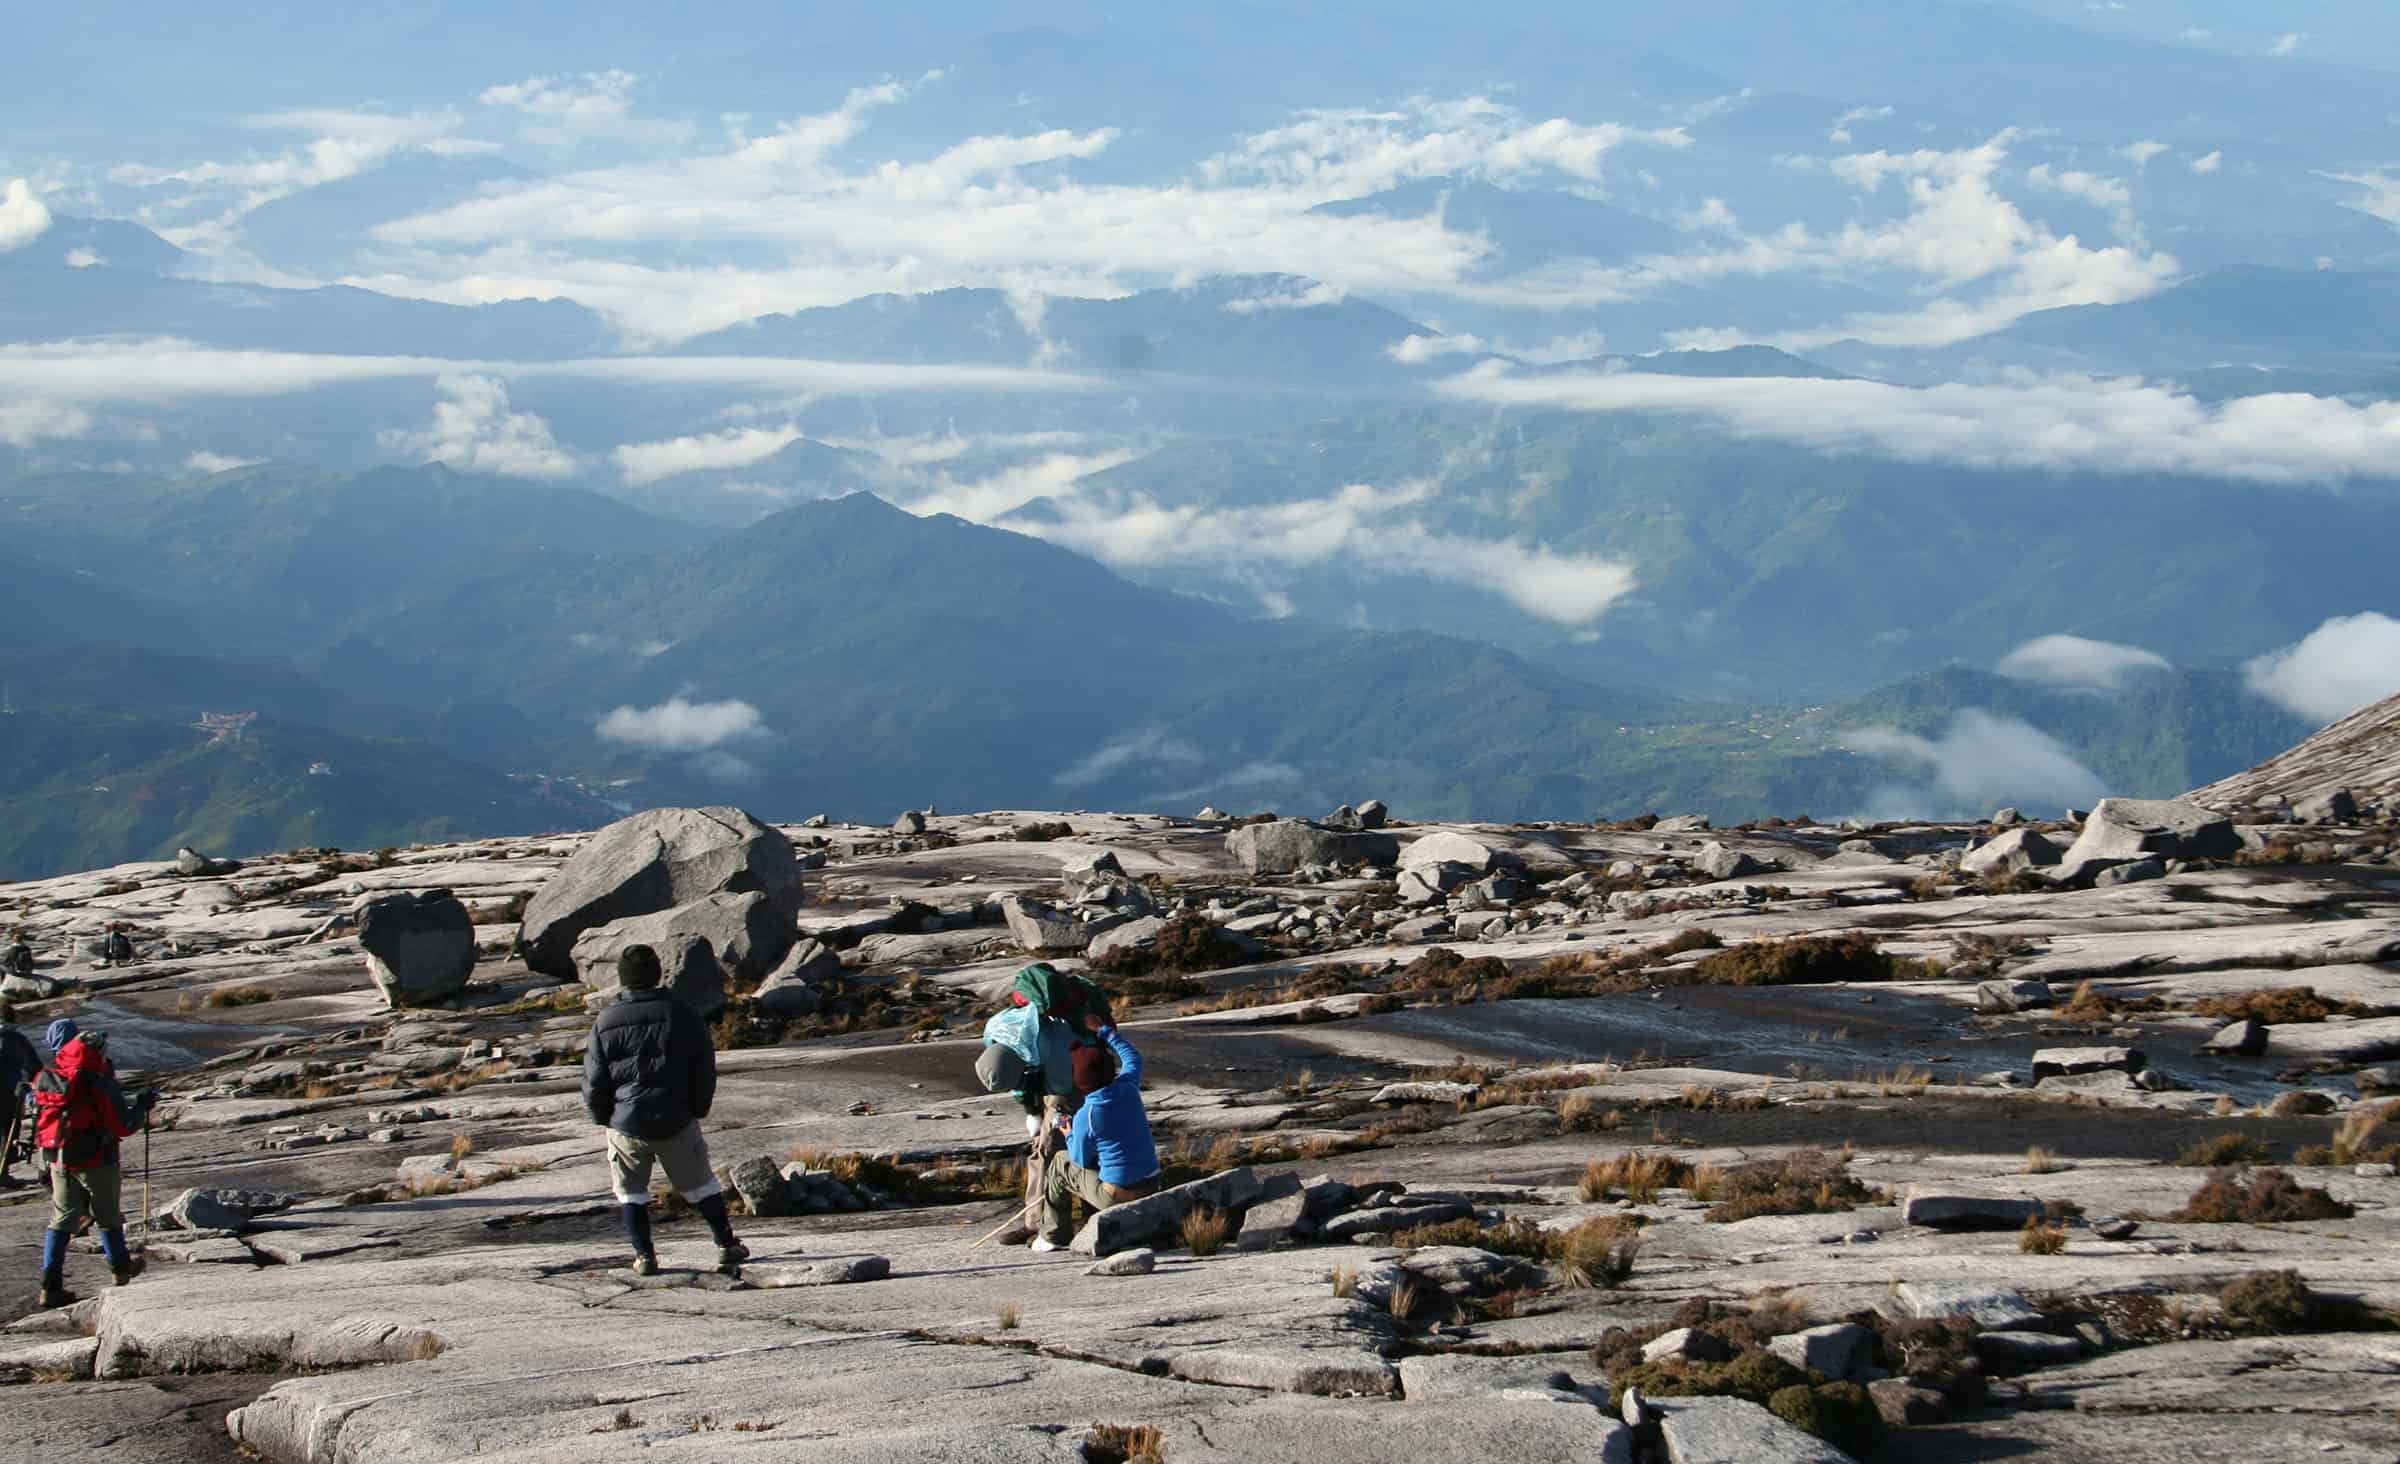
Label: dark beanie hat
xmin=1070 ymin=1039 xmax=1117 ymax=1094
xmin=617 ymin=944 xmax=663 ymax=990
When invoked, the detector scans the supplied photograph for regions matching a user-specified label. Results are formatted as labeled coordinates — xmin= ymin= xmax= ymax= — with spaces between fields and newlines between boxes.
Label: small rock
xmin=1085 ymin=1248 xmax=1156 ymax=1276
xmin=1643 ymin=1326 xmax=1734 ymax=1365
xmin=1971 ymin=1330 xmax=2087 ymax=1370
xmin=1868 ymin=1377 xmax=1949 ymax=1426
xmin=1977 ymin=979 xmax=2055 ymax=1014
xmin=2030 ymin=1046 xmax=2144 ymax=1080
xmin=1766 ymin=1322 xmax=1875 ymax=1380
xmin=2093 ymin=1216 xmax=2141 ymax=1241
xmin=2201 ymin=1018 xmax=2269 ymax=1058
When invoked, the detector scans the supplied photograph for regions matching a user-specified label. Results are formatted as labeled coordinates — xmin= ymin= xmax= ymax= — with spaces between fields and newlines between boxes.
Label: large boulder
xmin=2057 ymin=797 xmax=2238 ymax=883
xmin=754 ymin=939 xmax=838 ymax=1015
xmin=175 ymin=846 xmax=241 ymax=877
xmin=1225 ymin=821 xmax=1398 ymax=876
xmin=1398 ymin=831 xmax=1509 ymax=875
xmin=572 ymin=928 xmax=728 ymax=1015
xmin=1071 ymin=1167 xmax=1291 ymax=1256
xmin=1692 ymin=842 xmax=1765 ymax=881
xmin=355 ymin=890 xmax=475 ymax=1008
xmin=1000 ymin=895 xmax=1124 ymax=954
xmin=566 ymin=891 xmax=792 ymax=988
xmin=1960 ymin=828 xmax=2061 ymax=878
xmin=518 ymin=807 xmax=805 ymax=979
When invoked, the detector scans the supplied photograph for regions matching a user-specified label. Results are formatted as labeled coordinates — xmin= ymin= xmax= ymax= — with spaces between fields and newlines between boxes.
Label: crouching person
xmin=31 ymin=1019 xmax=157 ymax=1307
xmin=581 ymin=945 xmax=748 ymax=1277
xmin=1033 ymin=1023 xmax=1160 ymax=1252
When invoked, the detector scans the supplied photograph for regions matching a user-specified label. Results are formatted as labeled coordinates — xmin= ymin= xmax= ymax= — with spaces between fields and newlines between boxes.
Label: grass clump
xmin=1692 ymin=934 xmax=1926 ymax=987
xmin=2175 ymin=1132 xmax=2270 ymax=1168
xmin=1392 ymin=1214 xmax=1643 ymax=1288
xmin=1329 ymin=1265 xmax=1358 ymax=1298
xmin=2022 ymin=1145 xmax=2061 ymax=1174
xmin=1768 ymin=1381 xmax=1885 ymax=1458
xmin=2218 ymin=1270 xmax=2321 ymax=1333
xmin=2296 ymin=1101 xmax=2400 ymax=1167
xmin=2018 ymin=1217 xmax=2067 ymax=1255
xmin=996 ymin=1301 xmax=1022 ymax=1332
xmin=1581 ymin=1150 xmax=1693 ymax=1203
xmin=1179 ymin=1208 xmax=1231 ymax=1257
xmin=1084 ymin=1423 xmax=1166 ymax=1463
xmin=2172 ymin=1168 xmax=2353 ymax=1223
xmin=2056 ymin=979 xmax=2168 ymax=1022
xmin=1697 ymin=1149 xmax=1879 ymax=1223
xmin=2190 ymin=987 xmax=2362 ymax=1024
xmin=1011 ymin=822 xmax=1074 ymax=842
xmin=1610 ymin=1348 xmax=1807 ymax=1409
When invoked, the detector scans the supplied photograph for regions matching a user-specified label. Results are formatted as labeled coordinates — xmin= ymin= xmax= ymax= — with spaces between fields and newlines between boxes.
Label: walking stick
xmin=140 ymin=1114 xmax=152 ymax=1241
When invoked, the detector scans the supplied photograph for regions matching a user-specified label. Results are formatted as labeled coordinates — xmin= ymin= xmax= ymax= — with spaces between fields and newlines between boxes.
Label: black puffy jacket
xmin=581 ymin=989 xmax=716 ymax=1140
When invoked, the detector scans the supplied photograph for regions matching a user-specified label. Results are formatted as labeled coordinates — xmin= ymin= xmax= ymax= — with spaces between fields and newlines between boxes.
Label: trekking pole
xmin=141 ymin=1114 xmax=152 ymax=1239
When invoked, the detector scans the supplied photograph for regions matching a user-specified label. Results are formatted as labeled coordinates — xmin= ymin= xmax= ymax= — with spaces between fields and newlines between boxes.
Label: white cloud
xmin=376 ymin=374 xmax=575 ymax=479
xmin=595 ymin=695 xmax=769 ymax=752
xmin=2116 ymin=140 xmax=2171 ymax=170
xmin=183 ymin=450 xmax=261 ymax=474
xmin=1053 ymin=728 xmax=1204 ymax=788
xmin=1437 ymin=366 xmax=2400 ymax=488
xmin=1995 ymin=634 xmax=2172 ymax=691
xmin=1219 ymin=278 xmax=1349 ymax=313
xmin=1849 ymin=709 xmax=2109 ymax=820
xmin=2269 ymin=32 xmax=2304 ymax=57
xmin=895 ymin=449 xmax=1137 ymax=522
xmin=2023 ymin=164 xmax=2132 ymax=218
xmin=110 ymin=107 xmax=468 ymax=214
xmin=2242 ymin=613 xmax=2400 ymax=724
xmin=1503 ymin=135 xmax=2177 ymax=349
xmin=1205 ymin=95 xmax=1690 ymax=195
xmin=612 ymin=423 xmax=805 ymax=485
xmin=62 ymin=246 xmax=102 ymax=268
xmin=476 ymin=69 xmax=689 ymax=146
xmin=0 ymin=398 xmax=91 ymax=447
xmin=1827 ymin=106 xmax=1893 ymax=145
xmin=2323 ymin=169 xmax=2400 ymax=228
xmin=2179 ymin=28 xmax=2213 ymax=42
xmin=1389 ymin=330 xmax=1607 ymax=365
xmin=1005 ymin=477 xmax=1638 ymax=625
xmin=0 ymin=340 xmax=1107 ymax=411
xmin=0 ymin=177 xmax=52 ymax=251
xmin=2188 ymin=151 xmax=2224 ymax=175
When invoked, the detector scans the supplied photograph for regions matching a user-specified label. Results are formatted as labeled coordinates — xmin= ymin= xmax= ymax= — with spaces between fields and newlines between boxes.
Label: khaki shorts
xmin=605 ymin=1123 xmax=720 ymax=1204
xmin=48 ymin=1160 xmax=123 ymax=1232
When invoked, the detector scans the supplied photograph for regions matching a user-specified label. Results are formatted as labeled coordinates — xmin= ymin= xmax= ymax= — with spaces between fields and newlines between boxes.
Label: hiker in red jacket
xmin=30 ymin=1018 xmax=156 ymax=1307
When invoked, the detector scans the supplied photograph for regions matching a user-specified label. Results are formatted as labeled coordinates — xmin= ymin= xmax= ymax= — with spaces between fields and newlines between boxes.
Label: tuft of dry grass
xmin=2057 ymin=979 xmax=2168 ymax=1023
xmin=2191 ymin=987 xmax=2362 ymax=1025
xmin=1696 ymin=1150 xmax=1879 ymax=1224
xmin=1180 ymin=1208 xmax=1231 ymax=1257
xmin=178 ymin=984 xmax=278 ymax=1011
xmin=1582 ymin=1151 xmax=1694 ymax=1204
xmin=1330 ymin=1265 xmax=1358 ymax=1299
xmin=2018 ymin=1218 xmax=2067 ymax=1255
xmin=449 ymin=1133 xmax=476 ymax=1161
xmin=2022 ymin=1145 xmax=2061 ymax=1175
xmin=591 ymin=1408 xmax=638 ymax=1434
xmin=1388 ymin=1278 xmax=1423 ymax=1322
xmin=2294 ymin=1100 xmax=2400 ymax=1167
xmin=996 ymin=1301 xmax=1022 ymax=1332
xmin=1085 ymin=1423 xmax=1167 ymax=1464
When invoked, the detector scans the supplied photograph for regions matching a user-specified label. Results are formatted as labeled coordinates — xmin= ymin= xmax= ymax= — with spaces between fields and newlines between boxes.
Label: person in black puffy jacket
xmin=581 ymin=945 xmax=747 ymax=1275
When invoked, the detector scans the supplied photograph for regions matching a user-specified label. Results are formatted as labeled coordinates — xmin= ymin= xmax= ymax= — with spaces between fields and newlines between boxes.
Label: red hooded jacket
xmin=32 ymin=1037 xmax=138 ymax=1171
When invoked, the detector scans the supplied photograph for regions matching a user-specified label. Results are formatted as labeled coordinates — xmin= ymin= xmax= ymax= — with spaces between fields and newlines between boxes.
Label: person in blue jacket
xmin=1031 ymin=1022 xmax=1161 ymax=1251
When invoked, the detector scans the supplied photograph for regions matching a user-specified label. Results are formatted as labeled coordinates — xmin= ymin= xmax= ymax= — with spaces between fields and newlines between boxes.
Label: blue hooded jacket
xmin=1066 ymin=1028 xmax=1159 ymax=1187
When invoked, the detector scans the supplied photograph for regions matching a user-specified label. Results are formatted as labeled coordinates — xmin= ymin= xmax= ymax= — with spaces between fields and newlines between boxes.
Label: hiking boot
xmin=630 ymin=1254 xmax=658 ymax=1277
xmin=111 ymin=1256 xmax=145 ymax=1287
xmin=37 ymin=1282 xmax=76 ymax=1310
xmin=715 ymin=1241 xmax=749 ymax=1275
xmin=1029 ymin=1236 xmax=1063 ymax=1253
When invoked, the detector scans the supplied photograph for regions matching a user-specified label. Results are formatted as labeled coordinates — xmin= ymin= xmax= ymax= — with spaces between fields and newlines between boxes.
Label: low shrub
xmin=199 ymin=984 xmax=277 ymax=1009
xmin=1768 ymin=1381 xmax=1885 ymax=1457
xmin=1697 ymin=1150 xmax=1879 ymax=1223
xmin=1581 ymin=1150 xmax=1693 ymax=1203
xmin=2172 ymin=1168 xmax=2353 ymax=1223
xmin=2191 ymin=987 xmax=2362 ymax=1024
xmin=1092 ymin=914 xmax=1248 ymax=980
xmin=1610 ymin=1348 xmax=1807 ymax=1409
xmin=1692 ymin=934 xmax=1925 ymax=987
xmin=2057 ymin=979 xmax=2168 ymax=1022
xmin=2218 ymin=1270 xmax=2320 ymax=1333
xmin=1011 ymin=822 xmax=1074 ymax=842
xmin=2018 ymin=1218 xmax=2066 ymax=1255
xmin=2175 ymin=1133 xmax=2270 ymax=1168
xmin=1393 ymin=1214 xmax=1642 ymax=1287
